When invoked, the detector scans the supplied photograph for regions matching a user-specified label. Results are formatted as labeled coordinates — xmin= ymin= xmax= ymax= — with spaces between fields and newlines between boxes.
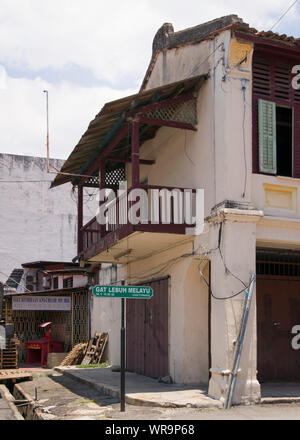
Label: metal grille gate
xmin=4 ymin=288 xmax=89 ymax=354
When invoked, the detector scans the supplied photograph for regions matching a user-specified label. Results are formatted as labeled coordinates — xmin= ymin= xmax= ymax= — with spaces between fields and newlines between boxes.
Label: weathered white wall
xmin=127 ymin=31 xmax=254 ymax=214
xmin=206 ymin=210 xmax=262 ymax=404
xmin=93 ymin=240 xmax=209 ymax=384
xmin=0 ymin=153 xmax=95 ymax=284
xmin=145 ymin=40 xmax=211 ymax=90
xmin=57 ymin=274 xmax=88 ymax=289
xmin=92 ymin=28 xmax=300 ymax=401
xmin=17 ymin=267 xmax=88 ymax=292
xmin=183 ymin=259 xmax=209 ymax=384
xmin=91 ymin=264 xmax=119 ymax=363
xmin=93 ymin=30 xmax=257 ymax=391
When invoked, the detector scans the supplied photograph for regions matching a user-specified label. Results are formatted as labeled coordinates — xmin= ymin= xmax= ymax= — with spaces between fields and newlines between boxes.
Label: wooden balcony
xmin=80 ymin=184 xmax=196 ymax=263
xmin=53 ymin=76 xmax=209 ymax=263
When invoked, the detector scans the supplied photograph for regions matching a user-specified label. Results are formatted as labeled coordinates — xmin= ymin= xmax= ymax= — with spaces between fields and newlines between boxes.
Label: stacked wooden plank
xmin=2 ymin=299 xmax=13 ymax=324
xmin=81 ymin=332 xmax=108 ymax=365
xmin=60 ymin=343 xmax=87 ymax=366
xmin=0 ymin=338 xmax=18 ymax=369
xmin=0 ymin=369 xmax=33 ymax=382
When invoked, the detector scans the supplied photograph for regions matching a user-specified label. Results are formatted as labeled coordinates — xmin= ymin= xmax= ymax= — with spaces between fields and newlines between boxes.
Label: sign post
xmin=92 ymin=283 xmax=154 ymax=412
xmin=120 ymin=280 xmax=125 ymax=412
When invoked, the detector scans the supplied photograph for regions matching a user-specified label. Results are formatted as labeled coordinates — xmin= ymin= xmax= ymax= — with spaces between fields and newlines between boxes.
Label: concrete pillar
xmin=207 ymin=206 xmax=263 ymax=405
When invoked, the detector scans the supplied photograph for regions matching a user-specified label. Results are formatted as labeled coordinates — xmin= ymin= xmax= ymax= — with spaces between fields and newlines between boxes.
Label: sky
xmin=0 ymin=0 xmax=299 ymax=160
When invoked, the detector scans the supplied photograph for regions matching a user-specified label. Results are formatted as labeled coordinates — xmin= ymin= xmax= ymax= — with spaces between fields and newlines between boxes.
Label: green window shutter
xmin=258 ymin=99 xmax=277 ymax=174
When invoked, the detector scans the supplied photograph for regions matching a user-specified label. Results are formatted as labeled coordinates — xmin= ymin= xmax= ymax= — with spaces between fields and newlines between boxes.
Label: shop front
xmin=3 ymin=286 xmax=90 ymax=366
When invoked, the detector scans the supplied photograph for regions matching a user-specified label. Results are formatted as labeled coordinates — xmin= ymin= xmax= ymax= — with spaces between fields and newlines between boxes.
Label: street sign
xmin=92 ymin=281 xmax=154 ymax=413
xmin=92 ymin=285 xmax=153 ymax=299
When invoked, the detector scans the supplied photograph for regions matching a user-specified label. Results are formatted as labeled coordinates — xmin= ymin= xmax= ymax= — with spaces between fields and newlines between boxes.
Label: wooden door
xmin=126 ymin=277 xmax=169 ymax=378
xmin=257 ymin=276 xmax=300 ymax=382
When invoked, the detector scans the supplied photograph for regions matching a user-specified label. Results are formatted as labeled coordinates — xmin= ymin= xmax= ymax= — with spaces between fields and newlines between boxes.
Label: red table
xmin=26 ymin=338 xmax=64 ymax=366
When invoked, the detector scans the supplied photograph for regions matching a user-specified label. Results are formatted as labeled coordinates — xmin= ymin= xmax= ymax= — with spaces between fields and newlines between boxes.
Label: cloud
xmin=0 ymin=65 xmax=7 ymax=90
xmin=0 ymin=1 xmax=299 ymax=159
xmin=0 ymin=0 xmax=298 ymax=88
xmin=0 ymin=67 xmax=135 ymax=159
xmin=0 ymin=0 xmax=157 ymax=85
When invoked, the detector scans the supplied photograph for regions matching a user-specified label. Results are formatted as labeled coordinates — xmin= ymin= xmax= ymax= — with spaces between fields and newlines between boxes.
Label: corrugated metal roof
xmin=50 ymin=74 xmax=207 ymax=189
xmin=140 ymin=17 xmax=300 ymax=91
xmin=21 ymin=261 xmax=79 ymax=268
xmin=5 ymin=285 xmax=89 ymax=296
xmin=248 ymin=29 xmax=300 ymax=46
xmin=5 ymin=269 xmax=24 ymax=289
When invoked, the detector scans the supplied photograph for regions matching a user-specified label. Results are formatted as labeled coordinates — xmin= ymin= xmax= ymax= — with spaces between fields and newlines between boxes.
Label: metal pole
xmin=43 ymin=90 xmax=50 ymax=173
xmin=225 ymin=275 xmax=256 ymax=409
xmin=120 ymin=280 xmax=126 ymax=412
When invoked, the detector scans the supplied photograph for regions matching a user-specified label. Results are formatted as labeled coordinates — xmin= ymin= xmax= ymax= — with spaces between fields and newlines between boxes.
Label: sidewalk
xmin=261 ymin=382 xmax=300 ymax=404
xmin=54 ymin=366 xmax=222 ymax=409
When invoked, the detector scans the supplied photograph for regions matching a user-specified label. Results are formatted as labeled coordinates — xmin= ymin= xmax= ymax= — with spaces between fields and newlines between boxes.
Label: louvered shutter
xmin=258 ymin=99 xmax=277 ymax=174
xmin=294 ymin=104 xmax=300 ymax=178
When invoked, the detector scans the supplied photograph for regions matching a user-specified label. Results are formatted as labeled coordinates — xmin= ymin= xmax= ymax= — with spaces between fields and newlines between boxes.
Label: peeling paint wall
xmin=0 ymin=153 xmax=95 ymax=283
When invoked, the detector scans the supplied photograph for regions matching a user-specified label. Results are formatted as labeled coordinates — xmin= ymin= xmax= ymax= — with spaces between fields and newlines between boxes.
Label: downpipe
xmin=224 ymin=274 xmax=256 ymax=409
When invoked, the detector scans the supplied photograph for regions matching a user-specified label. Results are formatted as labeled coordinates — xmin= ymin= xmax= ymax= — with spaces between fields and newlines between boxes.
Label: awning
xmin=39 ymin=322 xmax=52 ymax=328
xmin=50 ymin=74 xmax=208 ymax=189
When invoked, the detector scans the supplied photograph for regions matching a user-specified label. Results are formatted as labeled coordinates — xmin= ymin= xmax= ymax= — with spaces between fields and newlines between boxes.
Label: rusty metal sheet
xmin=50 ymin=75 xmax=207 ymax=189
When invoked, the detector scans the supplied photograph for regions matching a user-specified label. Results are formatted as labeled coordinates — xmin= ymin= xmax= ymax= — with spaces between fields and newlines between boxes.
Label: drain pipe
xmin=225 ymin=275 xmax=256 ymax=409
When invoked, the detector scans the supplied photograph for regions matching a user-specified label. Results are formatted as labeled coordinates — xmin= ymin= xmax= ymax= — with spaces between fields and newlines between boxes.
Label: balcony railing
xmin=80 ymin=184 xmax=197 ymax=258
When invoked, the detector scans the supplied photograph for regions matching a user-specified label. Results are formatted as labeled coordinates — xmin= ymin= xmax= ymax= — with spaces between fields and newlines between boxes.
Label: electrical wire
xmin=0 ymin=180 xmax=52 ymax=183
xmin=183 ymin=131 xmax=196 ymax=166
xmin=127 ymin=251 xmax=197 ymax=283
xmin=189 ymin=42 xmax=224 ymax=78
xmin=112 ymin=221 xmax=248 ymax=299
xmin=0 ymin=270 xmax=32 ymax=293
xmin=269 ymin=0 xmax=299 ymax=31
xmin=92 ymin=217 xmax=251 ymax=300
xmin=198 ymin=260 xmax=254 ymax=300
xmin=120 ymin=242 xmax=204 ymax=284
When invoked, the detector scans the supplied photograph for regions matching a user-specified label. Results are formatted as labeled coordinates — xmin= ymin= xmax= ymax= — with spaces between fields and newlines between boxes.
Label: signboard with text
xmin=92 ymin=285 xmax=153 ymax=299
xmin=12 ymin=296 xmax=71 ymax=311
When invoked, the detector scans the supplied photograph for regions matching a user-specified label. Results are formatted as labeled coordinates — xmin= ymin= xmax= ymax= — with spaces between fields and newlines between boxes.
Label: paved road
xmin=107 ymin=402 xmax=300 ymax=420
xmin=17 ymin=373 xmax=119 ymax=420
xmin=13 ymin=371 xmax=300 ymax=420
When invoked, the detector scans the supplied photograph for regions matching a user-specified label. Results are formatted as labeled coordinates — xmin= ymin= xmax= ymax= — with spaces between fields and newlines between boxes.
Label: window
xmin=253 ymin=52 xmax=300 ymax=178
xmin=26 ymin=275 xmax=34 ymax=292
xmin=276 ymin=106 xmax=293 ymax=177
xmin=63 ymin=277 xmax=73 ymax=288
xmin=53 ymin=277 xmax=58 ymax=289
xmin=258 ymin=99 xmax=293 ymax=177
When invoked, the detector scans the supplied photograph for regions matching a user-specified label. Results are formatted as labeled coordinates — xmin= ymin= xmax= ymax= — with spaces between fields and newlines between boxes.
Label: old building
xmin=3 ymin=261 xmax=96 ymax=364
xmin=50 ymin=15 xmax=300 ymax=405
xmin=0 ymin=153 xmax=97 ymax=283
